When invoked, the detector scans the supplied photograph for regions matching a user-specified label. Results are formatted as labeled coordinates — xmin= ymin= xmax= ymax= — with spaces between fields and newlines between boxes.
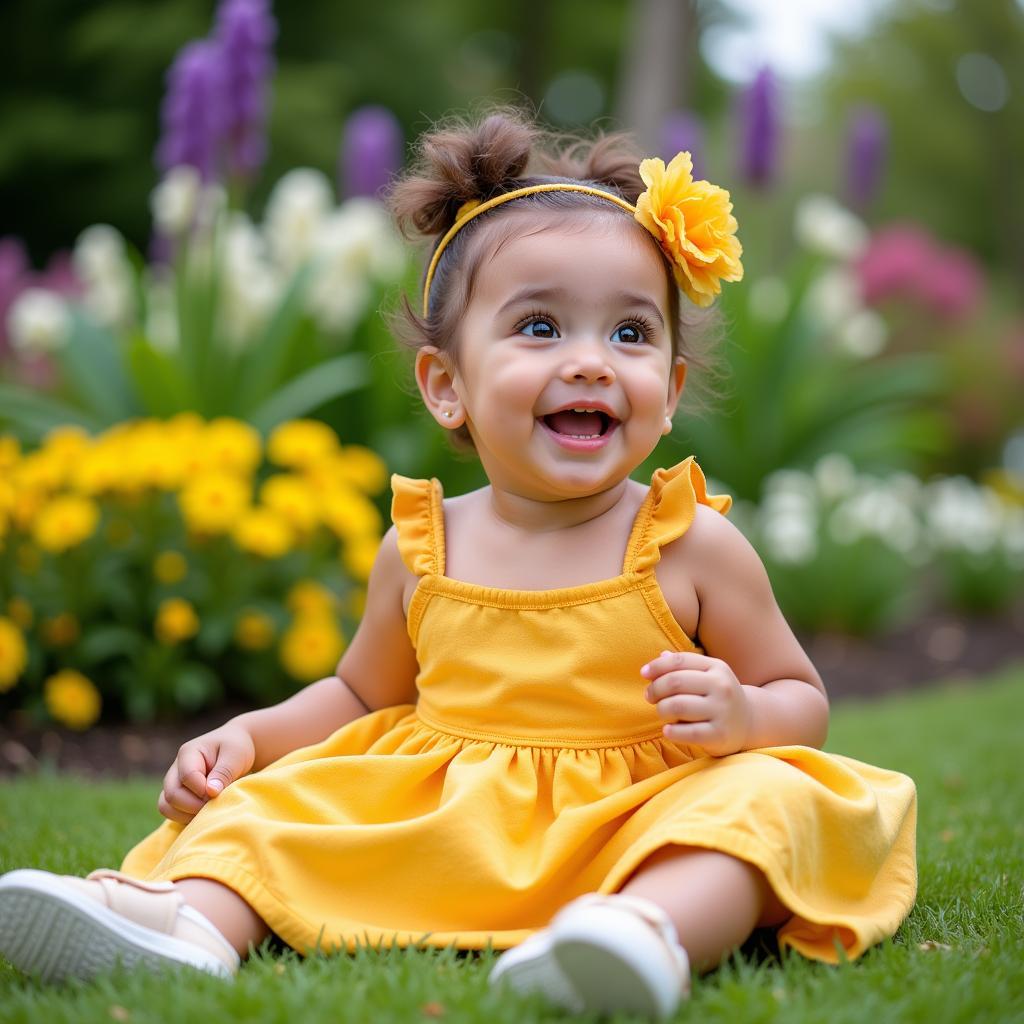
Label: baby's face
xmin=449 ymin=214 xmax=681 ymax=501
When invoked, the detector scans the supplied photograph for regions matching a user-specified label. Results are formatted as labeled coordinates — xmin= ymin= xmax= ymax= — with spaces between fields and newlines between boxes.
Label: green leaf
xmin=171 ymin=662 xmax=223 ymax=710
xmin=126 ymin=335 xmax=197 ymax=415
xmin=248 ymin=353 xmax=369 ymax=433
xmin=78 ymin=624 xmax=144 ymax=665
xmin=0 ymin=384 xmax=104 ymax=443
xmin=231 ymin=264 xmax=315 ymax=414
xmin=56 ymin=310 xmax=140 ymax=422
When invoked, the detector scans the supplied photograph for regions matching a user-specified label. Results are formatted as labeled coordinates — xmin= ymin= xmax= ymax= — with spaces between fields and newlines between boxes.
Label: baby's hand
xmin=641 ymin=650 xmax=750 ymax=757
xmin=158 ymin=722 xmax=256 ymax=825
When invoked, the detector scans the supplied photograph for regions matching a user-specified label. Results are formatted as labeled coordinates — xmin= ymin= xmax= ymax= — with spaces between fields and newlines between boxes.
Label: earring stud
xmin=443 ymin=409 xmax=454 ymax=419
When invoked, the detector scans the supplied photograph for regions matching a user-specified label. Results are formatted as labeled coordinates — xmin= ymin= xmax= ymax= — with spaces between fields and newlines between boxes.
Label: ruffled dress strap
xmin=624 ymin=456 xmax=732 ymax=576
xmin=390 ymin=474 xmax=446 ymax=577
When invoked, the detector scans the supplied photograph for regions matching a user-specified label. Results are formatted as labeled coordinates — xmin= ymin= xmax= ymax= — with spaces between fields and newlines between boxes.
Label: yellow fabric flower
xmin=234 ymin=609 xmax=276 ymax=651
xmin=260 ymin=474 xmax=320 ymax=535
xmin=179 ymin=472 xmax=251 ymax=535
xmin=232 ymin=507 xmax=295 ymax=559
xmin=155 ymin=597 xmax=200 ymax=645
xmin=32 ymin=494 xmax=101 ymax=553
xmin=0 ymin=616 xmax=28 ymax=692
xmin=279 ymin=616 xmax=346 ymax=683
xmin=41 ymin=612 xmax=80 ymax=648
xmin=44 ymin=669 xmax=101 ymax=730
xmin=268 ymin=419 xmax=339 ymax=470
xmin=343 ymin=535 xmax=380 ymax=583
xmin=154 ymin=550 xmax=188 ymax=584
xmin=634 ymin=152 xmax=743 ymax=308
xmin=286 ymin=580 xmax=338 ymax=617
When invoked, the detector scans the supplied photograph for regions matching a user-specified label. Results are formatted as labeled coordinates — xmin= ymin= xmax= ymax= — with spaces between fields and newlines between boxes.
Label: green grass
xmin=2 ymin=667 xmax=1023 ymax=1023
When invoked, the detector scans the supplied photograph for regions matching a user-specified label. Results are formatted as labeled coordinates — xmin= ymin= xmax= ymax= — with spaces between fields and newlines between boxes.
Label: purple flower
xmin=339 ymin=105 xmax=403 ymax=199
xmin=660 ymin=110 xmax=705 ymax=180
xmin=215 ymin=0 xmax=277 ymax=181
xmin=0 ymin=236 xmax=30 ymax=360
xmin=738 ymin=67 xmax=778 ymax=188
xmin=846 ymin=106 xmax=887 ymax=210
xmin=156 ymin=39 xmax=229 ymax=182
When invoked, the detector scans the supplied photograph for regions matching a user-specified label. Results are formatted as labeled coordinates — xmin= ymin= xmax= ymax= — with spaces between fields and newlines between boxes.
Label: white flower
xmin=220 ymin=212 xmax=281 ymax=344
xmin=813 ymin=453 xmax=857 ymax=503
xmin=73 ymin=224 xmax=134 ymax=327
xmin=748 ymin=276 xmax=790 ymax=325
xmin=828 ymin=487 xmax=919 ymax=554
xmin=150 ymin=166 xmax=202 ymax=236
xmin=761 ymin=511 xmax=818 ymax=565
xmin=924 ymin=477 xmax=1002 ymax=555
xmin=794 ymin=194 xmax=870 ymax=262
xmin=803 ymin=268 xmax=862 ymax=331
xmin=6 ymin=288 xmax=71 ymax=355
xmin=264 ymin=168 xmax=335 ymax=272
xmin=837 ymin=309 xmax=888 ymax=359
xmin=305 ymin=200 xmax=405 ymax=332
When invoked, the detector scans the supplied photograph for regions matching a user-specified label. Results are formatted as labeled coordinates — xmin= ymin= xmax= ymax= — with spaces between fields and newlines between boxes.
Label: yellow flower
xmin=12 ymin=489 xmax=46 ymax=532
xmin=234 ymin=609 xmax=276 ymax=651
xmin=321 ymin=487 xmax=383 ymax=543
xmin=285 ymin=580 xmax=338 ymax=617
xmin=343 ymin=535 xmax=380 ymax=583
xmin=0 ymin=435 xmax=21 ymax=472
xmin=0 ymin=616 xmax=28 ymax=692
xmin=336 ymin=446 xmax=388 ymax=494
xmin=70 ymin=444 xmax=121 ymax=497
xmin=41 ymin=612 xmax=80 ymax=648
xmin=155 ymin=598 xmax=200 ymax=645
xmin=260 ymin=474 xmax=320 ymax=536
xmin=32 ymin=494 xmax=101 ymax=553
xmin=14 ymin=450 xmax=65 ymax=493
xmin=154 ymin=550 xmax=188 ymax=584
xmin=232 ymin=507 xmax=295 ymax=559
xmin=179 ymin=472 xmax=251 ymax=535
xmin=44 ymin=669 xmax=101 ymax=730
xmin=203 ymin=418 xmax=262 ymax=477
xmin=279 ymin=616 xmax=346 ymax=683
xmin=268 ymin=419 xmax=339 ymax=470
xmin=7 ymin=596 xmax=34 ymax=630
xmin=122 ymin=420 xmax=187 ymax=492
xmin=634 ymin=152 xmax=743 ymax=307
xmin=42 ymin=426 xmax=90 ymax=477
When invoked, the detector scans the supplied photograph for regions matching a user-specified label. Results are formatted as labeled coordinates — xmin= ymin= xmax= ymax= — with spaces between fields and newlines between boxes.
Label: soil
xmin=2 ymin=605 xmax=1022 ymax=781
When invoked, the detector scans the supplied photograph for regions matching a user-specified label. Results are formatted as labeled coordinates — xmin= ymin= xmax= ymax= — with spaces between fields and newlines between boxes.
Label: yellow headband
xmin=420 ymin=152 xmax=744 ymax=317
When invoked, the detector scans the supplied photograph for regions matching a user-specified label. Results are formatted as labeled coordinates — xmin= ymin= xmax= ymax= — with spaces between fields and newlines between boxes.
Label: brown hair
xmin=384 ymin=105 xmax=723 ymax=451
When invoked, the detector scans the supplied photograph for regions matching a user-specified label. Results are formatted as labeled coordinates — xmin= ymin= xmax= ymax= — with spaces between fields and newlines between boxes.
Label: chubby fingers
xmin=641 ymin=650 xmax=718 ymax=691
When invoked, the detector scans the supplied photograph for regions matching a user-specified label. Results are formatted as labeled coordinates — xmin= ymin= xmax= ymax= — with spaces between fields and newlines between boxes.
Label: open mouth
xmin=541 ymin=409 xmax=616 ymax=439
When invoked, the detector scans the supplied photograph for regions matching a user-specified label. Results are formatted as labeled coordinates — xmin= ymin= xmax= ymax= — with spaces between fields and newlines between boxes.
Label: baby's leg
xmin=620 ymin=845 xmax=789 ymax=972
xmin=174 ymin=878 xmax=271 ymax=958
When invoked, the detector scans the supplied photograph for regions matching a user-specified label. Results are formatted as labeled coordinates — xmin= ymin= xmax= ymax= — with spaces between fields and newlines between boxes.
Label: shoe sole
xmin=0 ymin=870 xmax=234 ymax=983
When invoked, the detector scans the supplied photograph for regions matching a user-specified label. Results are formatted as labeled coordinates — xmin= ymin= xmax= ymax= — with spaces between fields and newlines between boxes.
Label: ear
xmin=665 ymin=358 xmax=687 ymax=418
xmin=415 ymin=346 xmax=465 ymax=429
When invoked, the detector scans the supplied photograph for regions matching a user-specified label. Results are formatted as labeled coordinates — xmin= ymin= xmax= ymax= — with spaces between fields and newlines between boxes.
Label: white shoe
xmin=0 ymin=868 xmax=240 ymax=983
xmin=489 ymin=892 xmax=690 ymax=1020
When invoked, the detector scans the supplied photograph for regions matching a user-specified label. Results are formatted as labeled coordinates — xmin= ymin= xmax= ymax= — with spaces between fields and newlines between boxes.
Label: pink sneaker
xmin=489 ymin=892 xmax=690 ymax=1020
xmin=0 ymin=868 xmax=240 ymax=983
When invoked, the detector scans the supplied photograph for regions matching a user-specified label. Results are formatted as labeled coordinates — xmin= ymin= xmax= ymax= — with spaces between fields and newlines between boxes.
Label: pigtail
xmin=386 ymin=107 xmax=541 ymax=241
xmin=539 ymin=131 xmax=646 ymax=204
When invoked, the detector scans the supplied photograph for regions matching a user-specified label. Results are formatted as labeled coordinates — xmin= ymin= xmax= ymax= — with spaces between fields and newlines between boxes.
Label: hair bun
xmin=539 ymin=132 xmax=646 ymax=203
xmin=388 ymin=107 xmax=541 ymax=239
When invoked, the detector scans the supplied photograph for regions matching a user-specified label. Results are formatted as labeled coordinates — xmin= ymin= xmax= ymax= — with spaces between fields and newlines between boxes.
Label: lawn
xmin=1 ymin=667 xmax=1022 ymax=1024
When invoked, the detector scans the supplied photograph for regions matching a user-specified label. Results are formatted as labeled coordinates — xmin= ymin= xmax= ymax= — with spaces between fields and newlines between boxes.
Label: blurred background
xmin=0 ymin=0 xmax=1022 ymax=750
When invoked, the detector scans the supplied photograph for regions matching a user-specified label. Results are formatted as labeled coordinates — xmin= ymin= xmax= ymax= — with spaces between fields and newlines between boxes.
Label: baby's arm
xmin=643 ymin=506 xmax=829 ymax=755
xmin=160 ymin=526 xmax=418 ymax=822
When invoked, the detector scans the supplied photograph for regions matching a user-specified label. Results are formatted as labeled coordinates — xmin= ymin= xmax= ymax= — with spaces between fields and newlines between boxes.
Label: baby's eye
xmin=518 ymin=317 xmax=559 ymax=339
xmin=612 ymin=321 xmax=648 ymax=345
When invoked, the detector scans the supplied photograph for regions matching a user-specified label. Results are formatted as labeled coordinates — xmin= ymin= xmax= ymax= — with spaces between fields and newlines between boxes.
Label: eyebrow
xmin=496 ymin=286 xmax=666 ymax=328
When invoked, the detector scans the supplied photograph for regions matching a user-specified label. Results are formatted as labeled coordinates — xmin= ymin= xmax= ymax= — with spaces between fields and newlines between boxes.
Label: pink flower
xmin=916 ymin=245 xmax=983 ymax=321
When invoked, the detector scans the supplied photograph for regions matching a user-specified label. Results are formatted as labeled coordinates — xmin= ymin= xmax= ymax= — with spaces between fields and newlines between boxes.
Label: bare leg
xmin=620 ymin=845 xmax=790 ymax=973
xmin=174 ymin=878 xmax=272 ymax=959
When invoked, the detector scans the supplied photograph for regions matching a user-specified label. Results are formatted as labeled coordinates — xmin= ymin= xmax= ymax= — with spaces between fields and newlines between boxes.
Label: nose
xmin=558 ymin=336 xmax=616 ymax=384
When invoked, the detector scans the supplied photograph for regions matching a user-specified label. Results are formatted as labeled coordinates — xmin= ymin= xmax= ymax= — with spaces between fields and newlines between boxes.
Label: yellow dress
xmin=121 ymin=457 xmax=917 ymax=962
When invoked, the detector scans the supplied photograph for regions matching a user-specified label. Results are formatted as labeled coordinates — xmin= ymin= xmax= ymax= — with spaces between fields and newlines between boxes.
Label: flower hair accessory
xmin=421 ymin=152 xmax=743 ymax=315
